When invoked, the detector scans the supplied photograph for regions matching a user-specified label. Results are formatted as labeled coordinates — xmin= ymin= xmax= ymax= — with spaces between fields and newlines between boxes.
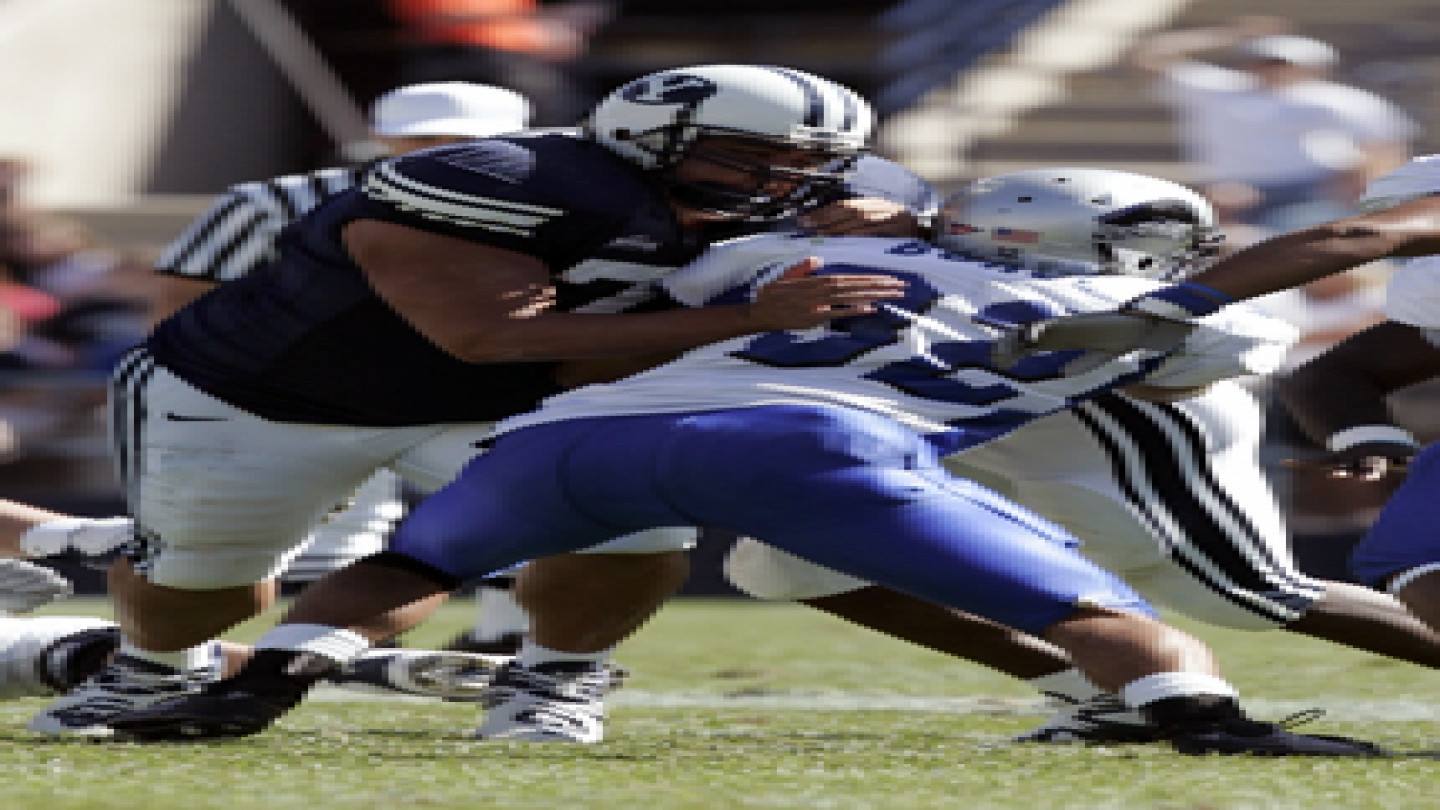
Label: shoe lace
xmin=1276 ymin=708 xmax=1326 ymax=730
xmin=1269 ymin=707 xmax=1387 ymax=752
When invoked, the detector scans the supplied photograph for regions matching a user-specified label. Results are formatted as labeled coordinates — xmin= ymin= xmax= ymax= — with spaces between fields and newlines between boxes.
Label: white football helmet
xmin=934 ymin=168 xmax=1222 ymax=280
xmin=586 ymin=64 xmax=873 ymax=220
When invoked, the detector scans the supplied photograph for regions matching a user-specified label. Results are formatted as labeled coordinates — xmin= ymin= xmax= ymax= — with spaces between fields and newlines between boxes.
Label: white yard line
xmin=310 ymin=686 xmax=1440 ymax=722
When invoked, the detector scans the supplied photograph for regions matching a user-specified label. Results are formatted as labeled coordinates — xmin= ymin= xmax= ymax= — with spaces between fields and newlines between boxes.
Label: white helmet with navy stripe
xmin=586 ymin=64 xmax=873 ymax=219
xmin=935 ymin=168 xmax=1222 ymax=280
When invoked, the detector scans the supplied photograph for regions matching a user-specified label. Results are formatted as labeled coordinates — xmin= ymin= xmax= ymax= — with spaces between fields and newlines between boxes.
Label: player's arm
xmin=1178 ymin=195 xmax=1440 ymax=301
xmin=992 ymin=196 xmax=1440 ymax=369
xmin=348 ymin=222 xmax=903 ymax=362
xmin=1276 ymin=321 xmax=1440 ymax=479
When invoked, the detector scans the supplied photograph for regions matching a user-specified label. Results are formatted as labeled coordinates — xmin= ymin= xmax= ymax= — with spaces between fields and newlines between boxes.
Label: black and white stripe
xmin=363 ymin=163 xmax=563 ymax=236
xmin=1072 ymin=394 xmax=1324 ymax=624
xmin=156 ymin=167 xmax=361 ymax=283
xmin=764 ymin=67 xmax=861 ymax=133
xmin=110 ymin=347 xmax=157 ymax=522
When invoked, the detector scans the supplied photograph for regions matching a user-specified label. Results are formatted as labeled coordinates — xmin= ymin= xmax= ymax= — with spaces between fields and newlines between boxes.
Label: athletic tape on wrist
xmin=1325 ymin=425 xmax=1419 ymax=453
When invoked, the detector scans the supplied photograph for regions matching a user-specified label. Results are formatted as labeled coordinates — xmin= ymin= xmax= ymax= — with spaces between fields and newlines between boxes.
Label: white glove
xmin=0 ymin=558 xmax=73 ymax=612
xmin=988 ymin=311 xmax=1197 ymax=373
xmin=18 ymin=516 xmax=134 ymax=559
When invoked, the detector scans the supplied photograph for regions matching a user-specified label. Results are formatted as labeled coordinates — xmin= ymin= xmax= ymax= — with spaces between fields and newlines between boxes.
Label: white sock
xmin=1026 ymin=667 xmax=1107 ymax=703
xmin=1119 ymin=672 xmax=1239 ymax=709
xmin=253 ymin=623 xmax=371 ymax=665
xmin=118 ymin=638 xmax=218 ymax=673
xmin=516 ymin=641 xmax=612 ymax=670
xmin=473 ymin=582 xmax=529 ymax=641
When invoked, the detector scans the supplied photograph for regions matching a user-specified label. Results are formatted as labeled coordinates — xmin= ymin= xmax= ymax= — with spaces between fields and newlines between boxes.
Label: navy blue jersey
xmin=147 ymin=132 xmax=708 ymax=426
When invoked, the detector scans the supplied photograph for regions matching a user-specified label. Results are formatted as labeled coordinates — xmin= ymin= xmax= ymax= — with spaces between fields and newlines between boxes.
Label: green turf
xmin=3 ymin=598 xmax=1437 ymax=809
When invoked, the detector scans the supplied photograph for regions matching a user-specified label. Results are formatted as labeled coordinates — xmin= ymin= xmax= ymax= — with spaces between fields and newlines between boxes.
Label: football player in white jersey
xmin=722 ymin=168 xmax=1440 ymax=744
xmin=108 ymin=173 xmax=1388 ymax=757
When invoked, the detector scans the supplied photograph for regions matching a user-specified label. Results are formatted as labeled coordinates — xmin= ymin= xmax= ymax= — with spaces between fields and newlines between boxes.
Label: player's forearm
xmin=1182 ymin=223 xmax=1408 ymax=301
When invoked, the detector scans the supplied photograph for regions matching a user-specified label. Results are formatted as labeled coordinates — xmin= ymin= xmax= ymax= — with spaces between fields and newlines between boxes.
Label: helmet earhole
xmin=613 ymin=128 xmax=632 ymax=141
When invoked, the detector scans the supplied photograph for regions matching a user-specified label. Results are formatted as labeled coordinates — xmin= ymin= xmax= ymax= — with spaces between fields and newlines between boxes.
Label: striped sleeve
xmin=155 ymin=167 xmax=359 ymax=283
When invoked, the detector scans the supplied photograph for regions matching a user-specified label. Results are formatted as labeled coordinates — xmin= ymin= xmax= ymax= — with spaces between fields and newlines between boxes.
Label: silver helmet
xmin=586 ymin=64 xmax=873 ymax=220
xmin=934 ymin=168 xmax=1222 ymax=279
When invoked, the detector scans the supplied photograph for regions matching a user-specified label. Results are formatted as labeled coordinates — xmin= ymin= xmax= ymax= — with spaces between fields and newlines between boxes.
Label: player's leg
xmin=109 ymin=407 xmax=1385 ymax=753
xmin=31 ymin=355 xmax=417 ymax=736
xmin=471 ymin=538 xmax=689 ymax=742
xmin=282 ymin=470 xmax=405 ymax=588
xmin=723 ymin=538 xmax=1155 ymax=743
xmin=675 ymin=406 xmax=1381 ymax=756
xmin=105 ymin=416 xmax=644 ymax=741
xmin=443 ymin=568 xmax=529 ymax=655
xmin=1012 ymin=390 xmax=1440 ymax=663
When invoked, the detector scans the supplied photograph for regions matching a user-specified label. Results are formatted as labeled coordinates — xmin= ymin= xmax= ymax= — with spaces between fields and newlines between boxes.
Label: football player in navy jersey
xmin=109 ymin=177 xmax=1387 ymax=757
xmin=31 ymin=64 xmax=912 ymax=736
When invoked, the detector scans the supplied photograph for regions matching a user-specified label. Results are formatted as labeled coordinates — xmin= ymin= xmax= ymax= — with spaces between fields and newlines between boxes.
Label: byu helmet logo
xmin=621 ymin=74 xmax=718 ymax=105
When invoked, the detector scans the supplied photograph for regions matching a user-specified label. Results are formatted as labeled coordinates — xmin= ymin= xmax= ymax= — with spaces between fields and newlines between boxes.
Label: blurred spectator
xmin=1127 ymin=16 xmax=1418 ymax=232
xmin=0 ymin=164 xmax=159 ymax=460
xmin=385 ymin=0 xmax=613 ymax=126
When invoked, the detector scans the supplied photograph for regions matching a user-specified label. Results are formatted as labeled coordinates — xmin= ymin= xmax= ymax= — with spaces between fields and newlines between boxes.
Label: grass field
xmin=3 ymin=597 xmax=1438 ymax=810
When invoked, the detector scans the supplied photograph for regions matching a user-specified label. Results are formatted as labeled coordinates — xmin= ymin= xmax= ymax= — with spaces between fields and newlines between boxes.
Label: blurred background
xmin=1 ymin=0 xmax=1438 ymax=592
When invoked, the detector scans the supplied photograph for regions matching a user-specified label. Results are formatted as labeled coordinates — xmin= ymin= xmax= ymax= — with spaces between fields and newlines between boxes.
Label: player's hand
xmin=1282 ymin=443 xmax=1416 ymax=482
xmin=19 ymin=516 xmax=134 ymax=561
xmin=749 ymin=257 xmax=907 ymax=331
xmin=800 ymin=198 xmax=922 ymax=237
xmin=0 ymin=558 xmax=73 ymax=613
xmin=987 ymin=310 xmax=1196 ymax=372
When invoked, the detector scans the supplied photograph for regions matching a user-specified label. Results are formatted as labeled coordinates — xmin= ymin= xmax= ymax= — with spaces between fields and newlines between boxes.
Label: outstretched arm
xmin=991 ymin=196 xmax=1440 ymax=369
xmin=1180 ymin=195 xmax=1440 ymax=301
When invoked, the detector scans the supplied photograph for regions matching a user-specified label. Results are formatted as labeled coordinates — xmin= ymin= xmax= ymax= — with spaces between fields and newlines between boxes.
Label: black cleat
xmin=1167 ymin=714 xmax=1390 ymax=757
xmin=107 ymin=683 xmax=303 ymax=742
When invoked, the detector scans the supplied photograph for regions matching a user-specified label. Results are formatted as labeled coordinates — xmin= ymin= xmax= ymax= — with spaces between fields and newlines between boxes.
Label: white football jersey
xmin=497 ymin=235 xmax=1296 ymax=453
